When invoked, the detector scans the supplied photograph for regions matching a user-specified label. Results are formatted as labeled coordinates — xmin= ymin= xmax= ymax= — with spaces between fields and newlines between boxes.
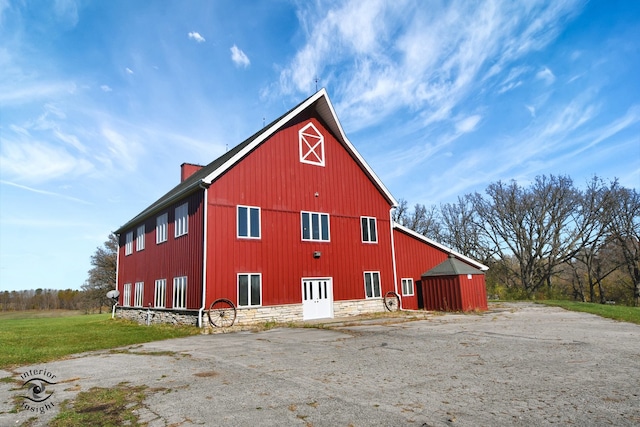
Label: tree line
xmin=1 ymin=234 xmax=117 ymax=313
xmin=395 ymin=175 xmax=639 ymax=306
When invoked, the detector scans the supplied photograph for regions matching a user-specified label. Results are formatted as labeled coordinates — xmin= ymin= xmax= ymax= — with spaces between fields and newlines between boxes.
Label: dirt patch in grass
xmin=49 ymin=382 xmax=148 ymax=427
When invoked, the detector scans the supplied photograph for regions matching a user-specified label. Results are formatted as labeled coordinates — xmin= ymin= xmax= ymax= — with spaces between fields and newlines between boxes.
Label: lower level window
xmin=401 ymin=278 xmax=414 ymax=296
xmin=123 ymin=283 xmax=131 ymax=306
xmin=134 ymin=282 xmax=144 ymax=307
xmin=154 ymin=279 xmax=166 ymax=308
xmin=173 ymin=276 xmax=187 ymax=309
xmin=238 ymin=273 xmax=261 ymax=307
xmin=364 ymin=271 xmax=381 ymax=298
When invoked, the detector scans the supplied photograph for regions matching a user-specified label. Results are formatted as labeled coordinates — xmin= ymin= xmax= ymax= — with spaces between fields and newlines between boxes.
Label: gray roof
xmin=115 ymin=89 xmax=397 ymax=234
xmin=422 ymin=254 xmax=485 ymax=277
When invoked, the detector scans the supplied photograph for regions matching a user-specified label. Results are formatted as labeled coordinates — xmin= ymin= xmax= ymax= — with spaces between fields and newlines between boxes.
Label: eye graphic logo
xmin=22 ymin=377 xmax=56 ymax=403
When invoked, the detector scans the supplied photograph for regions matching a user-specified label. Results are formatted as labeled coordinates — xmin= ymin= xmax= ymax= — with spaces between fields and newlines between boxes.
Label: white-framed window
xmin=361 ymin=216 xmax=378 ymax=243
xmin=134 ymin=281 xmax=144 ymax=307
xmin=123 ymin=283 xmax=132 ymax=307
xmin=156 ymin=213 xmax=168 ymax=244
xmin=136 ymin=225 xmax=145 ymax=251
xmin=175 ymin=203 xmax=188 ymax=237
xmin=125 ymin=232 xmax=133 ymax=255
xmin=154 ymin=279 xmax=166 ymax=308
xmin=402 ymin=278 xmax=414 ymax=296
xmin=173 ymin=276 xmax=187 ymax=309
xmin=364 ymin=271 xmax=381 ymax=299
xmin=238 ymin=273 xmax=261 ymax=307
xmin=299 ymin=122 xmax=325 ymax=166
xmin=237 ymin=205 xmax=261 ymax=239
xmin=301 ymin=211 xmax=330 ymax=242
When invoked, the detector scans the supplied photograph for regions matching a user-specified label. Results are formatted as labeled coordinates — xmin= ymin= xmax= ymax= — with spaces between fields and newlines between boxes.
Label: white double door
xmin=302 ymin=278 xmax=333 ymax=320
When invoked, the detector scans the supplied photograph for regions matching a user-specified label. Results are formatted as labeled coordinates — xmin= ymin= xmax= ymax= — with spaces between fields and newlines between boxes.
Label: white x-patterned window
xmin=299 ymin=122 xmax=325 ymax=166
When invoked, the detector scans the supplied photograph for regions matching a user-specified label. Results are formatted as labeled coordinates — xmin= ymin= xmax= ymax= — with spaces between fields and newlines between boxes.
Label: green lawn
xmin=0 ymin=313 xmax=200 ymax=369
xmin=539 ymin=300 xmax=640 ymax=325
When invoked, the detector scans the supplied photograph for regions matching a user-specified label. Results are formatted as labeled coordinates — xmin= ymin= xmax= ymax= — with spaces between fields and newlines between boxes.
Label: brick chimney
xmin=180 ymin=163 xmax=204 ymax=182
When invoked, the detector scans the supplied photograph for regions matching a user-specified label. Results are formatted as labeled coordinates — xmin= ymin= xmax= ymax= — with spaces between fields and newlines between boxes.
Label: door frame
xmin=301 ymin=277 xmax=334 ymax=320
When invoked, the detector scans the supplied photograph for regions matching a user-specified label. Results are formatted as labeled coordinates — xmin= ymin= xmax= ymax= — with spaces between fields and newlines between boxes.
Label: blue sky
xmin=1 ymin=0 xmax=638 ymax=292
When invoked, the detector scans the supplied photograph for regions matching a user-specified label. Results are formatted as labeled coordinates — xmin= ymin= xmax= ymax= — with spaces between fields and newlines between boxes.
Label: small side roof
xmin=115 ymin=89 xmax=397 ymax=234
xmin=422 ymin=254 xmax=485 ymax=277
xmin=393 ymin=223 xmax=489 ymax=271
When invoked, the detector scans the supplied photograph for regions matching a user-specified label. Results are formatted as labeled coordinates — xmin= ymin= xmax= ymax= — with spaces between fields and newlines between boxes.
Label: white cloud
xmin=525 ymin=105 xmax=536 ymax=117
xmin=455 ymin=115 xmax=482 ymax=134
xmin=188 ymin=31 xmax=205 ymax=43
xmin=0 ymin=81 xmax=76 ymax=105
xmin=101 ymin=127 xmax=142 ymax=172
xmin=230 ymin=45 xmax=250 ymax=68
xmin=277 ymin=0 xmax=584 ymax=132
xmin=536 ymin=66 xmax=556 ymax=84
xmin=0 ymin=139 xmax=93 ymax=183
xmin=101 ymin=85 xmax=112 ymax=92
xmin=125 ymin=67 xmax=134 ymax=74
xmin=0 ymin=180 xmax=91 ymax=205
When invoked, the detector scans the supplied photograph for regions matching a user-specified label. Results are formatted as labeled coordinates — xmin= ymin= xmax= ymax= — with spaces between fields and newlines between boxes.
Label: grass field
xmin=0 ymin=312 xmax=200 ymax=369
xmin=539 ymin=300 xmax=640 ymax=325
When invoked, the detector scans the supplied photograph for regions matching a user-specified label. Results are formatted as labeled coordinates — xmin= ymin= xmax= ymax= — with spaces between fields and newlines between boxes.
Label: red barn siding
xmin=117 ymin=191 xmax=204 ymax=309
xmin=459 ymin=274 xmax=488 ymax=311
xmin=393 ymin=228 xmax=449 ymax=310
xmin=420 ymin=276 xmax=458 ymax=311
xmin=421 ymin=275 xmax=487 ymax=312
xmin=204 ymin=115 xmax=395 ymax=307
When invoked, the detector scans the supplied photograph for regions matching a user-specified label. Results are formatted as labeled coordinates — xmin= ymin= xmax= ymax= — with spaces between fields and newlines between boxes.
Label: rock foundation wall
xmin=116 ymin=298 xmax=387 ymax=328
xmin=116 ymin=307 xmax=200 ymax=326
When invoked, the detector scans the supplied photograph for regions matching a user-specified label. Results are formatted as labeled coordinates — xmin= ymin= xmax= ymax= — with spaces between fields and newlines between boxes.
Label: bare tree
xmin=82 ymin=233 xmax=118 ymax=313
xmin=393 ymin=198 xmax=442 ymax=241
xmin=607 ymin=186 xmax=640 ymax=306
xmin=470 ymin=175 xmax=590 ymax=297
xmin=563 ymin=178 xmax=623 ymax=302
xmin=440 ymin=195 xmax=495 ymax=264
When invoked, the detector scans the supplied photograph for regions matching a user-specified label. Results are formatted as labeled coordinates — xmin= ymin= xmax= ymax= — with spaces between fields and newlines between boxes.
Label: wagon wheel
xmin=207 ymin=298 xmax=237 ymax=328
xmin=383 ymin=291 xmax=401 ymax=312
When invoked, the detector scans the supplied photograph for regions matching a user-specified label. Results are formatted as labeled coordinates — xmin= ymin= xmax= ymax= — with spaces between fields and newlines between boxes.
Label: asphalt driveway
xmin=2 ymin=302 xmax=639 ymax=426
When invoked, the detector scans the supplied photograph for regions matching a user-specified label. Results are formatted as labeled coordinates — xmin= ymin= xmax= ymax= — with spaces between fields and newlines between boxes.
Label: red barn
xmin=114 ymin=90 xmax=488 ymax=327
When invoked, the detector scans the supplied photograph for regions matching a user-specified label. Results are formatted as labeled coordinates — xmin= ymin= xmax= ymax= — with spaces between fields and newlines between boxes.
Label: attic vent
xmin=299 ymin=122 xmax=325 ymax=167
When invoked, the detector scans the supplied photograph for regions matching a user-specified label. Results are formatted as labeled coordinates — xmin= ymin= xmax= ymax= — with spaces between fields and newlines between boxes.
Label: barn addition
xmin=114 ymin=89 xmax=488 ymax=327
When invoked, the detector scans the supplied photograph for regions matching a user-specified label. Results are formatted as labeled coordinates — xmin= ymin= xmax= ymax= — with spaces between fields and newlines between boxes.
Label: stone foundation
xmin=333 ymin=298 xmax=386 ymax=317
xmin=116 ymin=307 xmax=200 ymax=326
xmin=116 ymin=298 xmax=387 ymax=329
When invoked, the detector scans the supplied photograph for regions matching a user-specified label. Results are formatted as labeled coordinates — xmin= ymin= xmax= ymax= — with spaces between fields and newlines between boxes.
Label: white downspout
xmin=389 ymin=208 xmax=400 ymax=308
xmin=198 ymin=184 xmax=209 ymax=328
xmin=113 ymin=233 xmax=121 ymax=319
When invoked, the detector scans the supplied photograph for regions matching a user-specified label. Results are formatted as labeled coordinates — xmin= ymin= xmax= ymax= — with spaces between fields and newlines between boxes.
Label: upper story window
xmin=237 ymin=205 xmax=261 ymax=239
xmin=136 ymin=225 xmax=145 ymax=251
xmin=156 ymin=213 xmax=168 ymax=244
xmin=125 ymin=232 xmax=133 ymax=255
xmin=361 ymin=216 xmax=378 ymax=243
xmin=301 ymin=211 xmax=330 ymax=242
xmin=299 ymin=122 xmax=325 ymax=166
xmin=175 ymin=203 xmax=188 ymax=237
